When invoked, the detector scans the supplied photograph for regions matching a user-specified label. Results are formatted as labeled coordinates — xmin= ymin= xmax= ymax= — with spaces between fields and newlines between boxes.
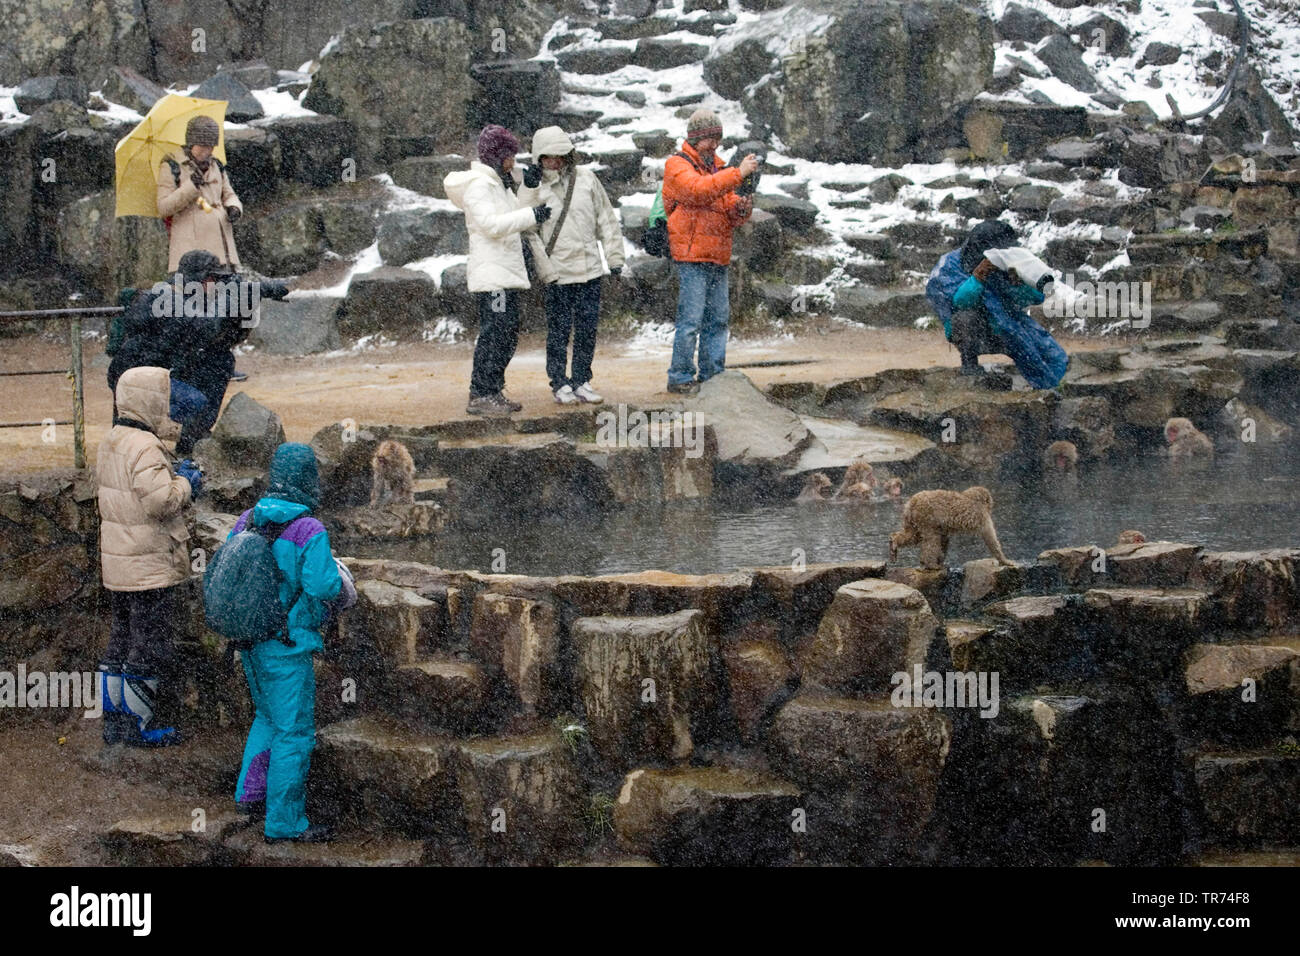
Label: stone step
xmin=1181 ymin=642 xmax=1300 ymax=747
xmin=224 ymin=826 xmax=424 ymax=866
xmin=1194 ymin=748 xmax=1300 ymax=849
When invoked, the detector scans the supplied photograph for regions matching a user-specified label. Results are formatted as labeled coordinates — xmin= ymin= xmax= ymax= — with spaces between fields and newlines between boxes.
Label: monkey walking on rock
xmin=889 ymin=486 xmax=1014 ymax=569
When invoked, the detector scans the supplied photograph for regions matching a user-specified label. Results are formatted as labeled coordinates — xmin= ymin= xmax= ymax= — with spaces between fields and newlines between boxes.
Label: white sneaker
xmin=573 ymin=382 xmax=604 ymax=404
xmin=554 ymin=384 xmax=579 ymax=405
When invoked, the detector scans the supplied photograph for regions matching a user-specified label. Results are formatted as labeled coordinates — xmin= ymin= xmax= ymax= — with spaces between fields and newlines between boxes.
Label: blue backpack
xmin=203 ymin=519 xmax=301 ymax=648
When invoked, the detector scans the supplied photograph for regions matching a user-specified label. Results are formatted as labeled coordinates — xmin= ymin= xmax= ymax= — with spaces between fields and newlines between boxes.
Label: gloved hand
xmin=522 ymin=164 xmax=542 ymax=188
xmin=176 ymin=459 xmax=203 ymax=500
xmin=259 ymin=278 xmax=291 ymax=300
xmin=190 ymin=170 xmax=206 ymax=190
xmin=533 ymin=204 xmax=552 ymax=224
xmin=226 ymin=206 xmax=241 ymax=223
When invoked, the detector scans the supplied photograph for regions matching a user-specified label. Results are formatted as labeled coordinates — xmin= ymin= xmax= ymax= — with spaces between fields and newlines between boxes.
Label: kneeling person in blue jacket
xmin=229 ymin=442 xmax=355 ymax=843
xmin=926 ymin=219 xmax=1069 ymax=389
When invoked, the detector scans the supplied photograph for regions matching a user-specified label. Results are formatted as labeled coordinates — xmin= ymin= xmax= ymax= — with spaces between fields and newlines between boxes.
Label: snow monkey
xmin=370 ymin=439 xmax=416 ymax=507
xmin=1042 ymin=440 xmax=1079 ymax=474
xmin=1164 ymin=417 xmax=1214 ymax=460
xmin=835 ymin=459 xmax=876 ymax=499
xmin=836 ymin=481 xmax=875 ymax=501
xmin=796 ymin=472 xmax=832 ymax=503
xmin=880 ymin=477 xmax=904 ymax=500
xmin=1115 ymin=529 xmax=1146 ymax=546
xmin=889 ymin=485 xmax=1014 ymax=569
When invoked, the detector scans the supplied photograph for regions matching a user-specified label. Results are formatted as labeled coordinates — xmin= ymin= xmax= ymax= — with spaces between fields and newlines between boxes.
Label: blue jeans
xmin=669 ymin=261 xmax=729 ymax=386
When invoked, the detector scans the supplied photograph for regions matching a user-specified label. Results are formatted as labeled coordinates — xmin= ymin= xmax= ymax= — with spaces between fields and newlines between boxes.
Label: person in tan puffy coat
xmin=517 ymin=125 xmax=624 ymax=405
xmin=156 ymin=115 xmax=244 ymax=273
xmin=96 ymin=366 xmax=199 ymax=747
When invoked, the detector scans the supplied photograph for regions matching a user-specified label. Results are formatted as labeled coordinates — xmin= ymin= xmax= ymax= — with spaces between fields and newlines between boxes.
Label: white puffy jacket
xmin=443 ymin=161 xmax=556 ymax=292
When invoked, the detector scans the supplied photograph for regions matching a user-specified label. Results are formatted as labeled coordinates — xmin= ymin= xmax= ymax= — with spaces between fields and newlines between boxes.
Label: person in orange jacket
xmin=663 ymin=109 xmax=759 ymax=394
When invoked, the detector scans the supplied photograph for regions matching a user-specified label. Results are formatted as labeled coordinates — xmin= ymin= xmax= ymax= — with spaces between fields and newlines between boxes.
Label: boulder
xmin=468 ymin=60 xmax=561 ymax=138
xmin=260 ymin=115 xmax=357 ymax=188
xmin=303 ymin=18 xmax=474 ymax=169
xmin=250 ymin=203 xmax=325 ymax=275
xmin=100 ymin=67 xmax=164 ymax=114
xmin=704 ymin=0 xmax=994 ymax=163
xmin=961 ymin=559 xmax=1026 ymax=607
xmin=451 ymin=732 xmax=585 ymax=865
xmin=313 ymin=716 xmax=457 ymax=836
xmin=468 ymin=592 xmax=561 ymax=716
xmin=833 ymin=288 xmax=930 ymax=327
xmin=1139 ymin=42 xmax=1182 ymax=67
xmin=572 ymin=610 xmax=719 ymax=771
xmin=768 ymin=694 xmax=951 ymax=862
xmin=376 ymin=206 xmax=467 ymax=265
xmin=1195 ymin=752 xmax=1300 ymax=847
xmin=191 ymin=72 xmax=264 ymax=123
xmin=960 ymin=101 xmax=1088 ymax=159
xmin=634 ymin=37 xmax=711 ymax=70
xmin=388 ymin=155 xmax=467 ymax=199
xmin=392 ymin=655 xmax=487 ymax=733
xmin=979 ymin=595 xmax=1087 ymax=686
xmin=1083 ymin=587 xmax=1209 ymax=680
xmin=996 ymin=3 xmax=1060 ymax=43
xmin=679 ymin=371 xmax=813 ymax=472
xmin=1190 ymin=550 xmax=1300 ymax=631
xmin=802 ymin=579 xmax=939 ymax=696
xmin=1106 ymin=541 xmax=1201 ymax=587
xmin=13 ymin=76 xmax=88 ymax=114
xmin=318 ymin=200 xmax=378 ymax=256
xmin=753 ymin=194 xmax=818 ymax=233
xmin=1182 ymin=643 xmax=1300 ymax=746
xmin=340 ymin=268 xmax=440 ymax=339
xmin=222 ymin=127 xmax=282 ymax=204
xmin=209 ymin=392 xmax=286 ymax=471
xmin=344 ymin=580 xmax=443 ymax=669
xmin=613 ymin=767 xmax=801 ymax=865
xmin=1034 ymin=35 xmax=1097 ymax=93
xmin=554 ymin=45 xmax=638 ymax=75
xmin=248 ymin=296 xmax=341 ymax=355
xmin=723 ymin=638 xmax=798 ymax=742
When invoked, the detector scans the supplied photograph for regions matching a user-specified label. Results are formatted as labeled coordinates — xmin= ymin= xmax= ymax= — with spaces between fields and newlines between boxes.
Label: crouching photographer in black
xmin=109 ymin=250 xmax=293 ymax=456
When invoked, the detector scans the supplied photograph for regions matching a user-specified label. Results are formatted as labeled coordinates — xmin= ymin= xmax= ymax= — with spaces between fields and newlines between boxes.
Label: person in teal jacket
xmin=228 ymin=442 xmax=354 ymax=842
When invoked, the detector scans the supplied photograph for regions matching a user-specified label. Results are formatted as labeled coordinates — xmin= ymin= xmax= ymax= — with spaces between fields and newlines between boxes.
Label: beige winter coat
xmin=97 ymin=367 xmax=194 ymax=592
xmin=156 ymin=152 xmax=244 ymax=272
xmin=518 ymin=164 xmax=625 ymax=284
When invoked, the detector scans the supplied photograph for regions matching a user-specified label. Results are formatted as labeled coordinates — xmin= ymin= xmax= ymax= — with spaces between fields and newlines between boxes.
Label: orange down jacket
xmin=663 ymin=142 xmax=751 ymax=266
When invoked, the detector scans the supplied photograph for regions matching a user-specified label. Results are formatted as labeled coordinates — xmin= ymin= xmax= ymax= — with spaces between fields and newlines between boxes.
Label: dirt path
xmin=0 ymin=324 xmax=1114 ymax=474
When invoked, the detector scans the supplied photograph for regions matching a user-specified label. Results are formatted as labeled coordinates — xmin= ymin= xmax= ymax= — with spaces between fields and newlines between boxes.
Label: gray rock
xmin=247 ymin=296 xmax=341 ymax=355
xmin=101 ymin=67 xmax=165 ymax=114
xmin=222 ymin=127 xmax=281 ymax=204
xmin=555 ymin=46 xmax=638 ymax=74
xmin=1074 ymin=13 xmax=1130 ymax=57
xmin=389 ymin=155 xmax=467 ymax=199
xmin=191 ymin=72 xmax=264 ymax=123
xmin=469 ymin=60 xmax=561 ymax=138
xmin=680 ymin=370 xmax=813 ymax=470
xmin=1044 ymin=138 xmax=1110 ymax=167
xmin=1196 ymin=10 xmax=1240 ymax=40
xmin=377 ymin=207 xmax=467 ymax=265
xmin=590 ymin=149 xmax=644 ymax=184
xmin=1139 ymin=41 xmax=1182 ymax=67
xmin=1009 ymin=183 xmax=1063 ymax=216
xmin=260 ymin=115 xmax=358 ymax=188
xmin=635 ymin=37 xmax=711 ymax=69
xmin=319 ymin=200 xmax=378 ymax=257
xmin=340 ymin=267 xmax=440 ymax=339
xmin=996 ymin=3 xmax=1060 ymax=43
xmin=703 ymin=0 xmax=994 ymax=163
xmin=1035 ymin=34 xmax=1097 ymax=93
xmin=754 ymin=194 xmax=818 ymax=233
xmin=250 ymin=203 xmax=325 ymax=275
xmin=303 ymin=18 xmax=474 ymax=169
xmin=217 ymin=60 xmax=279 ymax=90
xmin=14 ymin=76 xmax=88 ymax=114
xmin=211 ymin=392 xmax=287 ymax=470
xmin=630 ymin=129 xmax=675 ymax=158
xmin=615 ymin=89 xmax=646 ymax=108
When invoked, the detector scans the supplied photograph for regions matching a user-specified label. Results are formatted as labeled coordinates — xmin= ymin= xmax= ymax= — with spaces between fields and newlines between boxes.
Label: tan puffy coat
xmin=156 ymin=152 xmax=244 ymax=272
xmin=97 ymin=367 xmax=194 ymax=592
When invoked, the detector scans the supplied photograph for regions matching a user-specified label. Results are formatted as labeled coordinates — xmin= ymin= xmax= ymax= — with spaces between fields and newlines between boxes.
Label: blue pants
xmin=669 ymin=261 xmax=729 ymax=386
xmin=235 ymin=642 xmax=316 ymax=839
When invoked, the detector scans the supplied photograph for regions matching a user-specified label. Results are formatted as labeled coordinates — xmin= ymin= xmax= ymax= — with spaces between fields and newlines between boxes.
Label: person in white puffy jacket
xmin=517 ymin=125 xmax=625 ymax=405
xmin=444 ymin=125 xmax=557 ymax=417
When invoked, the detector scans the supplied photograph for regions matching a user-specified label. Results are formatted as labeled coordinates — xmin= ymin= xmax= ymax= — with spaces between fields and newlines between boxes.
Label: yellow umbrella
xmin=114 ymin=95 xmax=228 ymax=218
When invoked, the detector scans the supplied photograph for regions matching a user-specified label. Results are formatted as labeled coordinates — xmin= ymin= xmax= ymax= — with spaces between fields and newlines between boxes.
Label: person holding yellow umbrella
xmin=156 ymin=115 xmax=243 ymax=274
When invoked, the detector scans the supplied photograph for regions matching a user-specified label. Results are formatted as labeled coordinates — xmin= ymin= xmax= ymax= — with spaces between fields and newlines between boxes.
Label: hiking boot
xmin=499 ymin=391 xmax=523 ymax=412
xmin=554 ymin=384 xmax=578 ymax=405
xmin=229 ymin=368 xmax=249 ymax=382
xmin=265 ymin=824 xmax=334 ymax=845
xmin=466 ymin=394 xmax=514 ymax=417
xmin=666 ymin=381 xmax=699 ymax=395
xmin=574 ymin=382 xmax=604 ymax=404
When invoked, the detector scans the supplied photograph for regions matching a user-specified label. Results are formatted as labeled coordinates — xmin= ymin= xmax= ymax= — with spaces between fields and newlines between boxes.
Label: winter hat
xmin=960 ymin=219 xmax=1018 ymax=274
xmin=530 ymin=125 xmax=575 ymax=159
xmin=185 ymin=115 xmax=220 ymax=148
xmin=266 ymin=442 xmax=322 ymax=511
xmin=177 ymin=250 xmax=227 ymax=283
xmin=477 ymin=124 xmax=521 ymax=169
xmin=686 ymin=108 xmax=723 ymax=144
